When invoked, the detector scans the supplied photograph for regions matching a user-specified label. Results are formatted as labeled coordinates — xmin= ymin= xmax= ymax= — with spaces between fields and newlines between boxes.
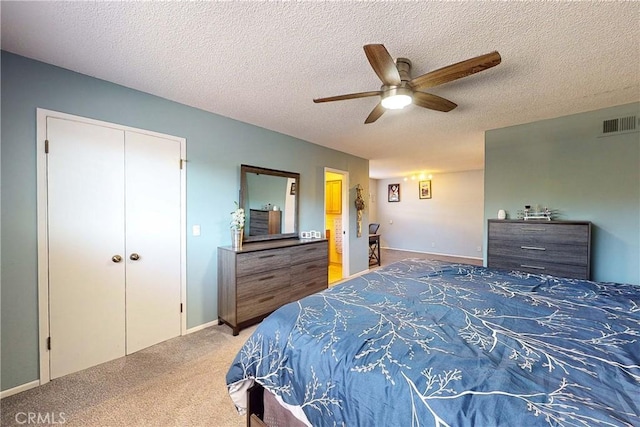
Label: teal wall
xmin=0 ymin=51 xmax=370 ymax=391
xmin=484 ymin=103 xmax=640 ymax=285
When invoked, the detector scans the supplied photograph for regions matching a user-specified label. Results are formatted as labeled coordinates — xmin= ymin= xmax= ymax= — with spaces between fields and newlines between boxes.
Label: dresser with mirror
xmin=218 ymin=165 xmax=328 ymax=335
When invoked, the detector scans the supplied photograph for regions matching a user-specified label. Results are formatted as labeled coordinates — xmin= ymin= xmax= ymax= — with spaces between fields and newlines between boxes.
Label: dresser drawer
xmin=290 ymin=241 xmax=328 ymax=264
xmin=488 ymin=257 xmax=589 ymax=280
xmin=291 ymin=260 xmax=328 ymax=281
xmin=289 ymin=261 xmax=327 ymax=301
xmin=237 ymin=291 xmax=286 ymax=323
xmin=237 ymin=267 xmax=290 ymax=300
xmin=487 ymin=241 xmax=589 ymax=266
xmin=236 ymin=248 xmax=291 ymax=277
xmin=488 ymin=221 xmax=589 ymax=246
xmin=289 ymin=280 xmax=327 ymax=302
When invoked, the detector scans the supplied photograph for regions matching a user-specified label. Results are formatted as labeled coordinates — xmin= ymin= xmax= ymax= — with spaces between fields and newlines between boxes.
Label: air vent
xmin=601 ymin=115 xmax=638 ymax=136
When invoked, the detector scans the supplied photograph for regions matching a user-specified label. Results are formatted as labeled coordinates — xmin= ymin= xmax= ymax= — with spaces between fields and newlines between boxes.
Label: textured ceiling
xmin=2 ymin=1 xmax=639 ymax=178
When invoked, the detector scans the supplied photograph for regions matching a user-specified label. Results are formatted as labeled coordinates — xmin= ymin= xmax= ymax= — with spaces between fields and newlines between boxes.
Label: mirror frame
xmin=240 ymin=164 xmax=300 ymax=242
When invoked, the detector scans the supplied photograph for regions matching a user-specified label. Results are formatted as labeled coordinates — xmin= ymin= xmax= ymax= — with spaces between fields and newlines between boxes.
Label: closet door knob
xmin=130 ymin=253 xmax=140 ymax=261
xmin=112 ymin=255 xmax=123 ymax=263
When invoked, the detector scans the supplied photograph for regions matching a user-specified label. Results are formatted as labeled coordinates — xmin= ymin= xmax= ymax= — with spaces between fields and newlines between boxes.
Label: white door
xmin=47 ymin=118 xmax=182 ymax=379
xmin=48 ymin=117 xmax=126 ymax=379
xmin=125 ymin=131 xmax=182 ymax=353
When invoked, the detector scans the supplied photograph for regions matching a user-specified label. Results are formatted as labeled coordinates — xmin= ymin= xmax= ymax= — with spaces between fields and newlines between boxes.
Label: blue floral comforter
xmin=226 ymin=260 xmax=640 ymax=426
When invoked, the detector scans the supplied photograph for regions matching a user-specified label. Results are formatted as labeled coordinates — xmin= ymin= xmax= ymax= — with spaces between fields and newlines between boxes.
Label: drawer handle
xmin=259 ymin=275 xmax=275 ymax=281
xmin=521 ymin=246 xmax=546 ymax=251
xmin=521 ymin=227 xmax=546 ymax=232
xmin=259 ymin=254 xmax=275 ymax=259
xmin=521 ymin=264 xmax=546 ymax=270
xmin=258 ymin=295 xmax=275 ymax=303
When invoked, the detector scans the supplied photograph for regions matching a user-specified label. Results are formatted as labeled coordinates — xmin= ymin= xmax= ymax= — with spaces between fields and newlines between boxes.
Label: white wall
xmin=376 ymin=170 xmax=484 ymax=259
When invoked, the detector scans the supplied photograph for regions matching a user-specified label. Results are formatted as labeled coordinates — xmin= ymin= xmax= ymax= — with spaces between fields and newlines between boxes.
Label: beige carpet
xmin=1 ymin=324 xmax=255 ymax=427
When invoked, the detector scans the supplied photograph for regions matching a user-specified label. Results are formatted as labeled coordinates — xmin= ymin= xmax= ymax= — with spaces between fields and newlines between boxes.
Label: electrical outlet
xmin=431 ymin=242 xmax=436 ymax=248
xmin=477 ymin=246 xmax=482 ymax=252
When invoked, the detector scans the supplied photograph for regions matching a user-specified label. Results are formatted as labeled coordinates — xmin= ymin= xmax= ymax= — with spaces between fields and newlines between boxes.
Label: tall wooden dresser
xmin=487 ymin=220 xmax=592 ymax=280
xmin=218 ymin=238 xmax=328 ymax=335
xmin=249 ymin=209 xmax=282 ymax=235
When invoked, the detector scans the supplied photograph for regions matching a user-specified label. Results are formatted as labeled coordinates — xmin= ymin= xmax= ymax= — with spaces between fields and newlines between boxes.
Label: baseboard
xmin=185 ymin=319 xmax=219 ymax=334
xmin=1 ymin=380 xmax=40 ymax=399
xmin=381 ymin=246 xmax=483 ymax=261
xmin=1 ymin=321 xmax=220 ymax=399
xmin=2 ymin=322 xmax=221 ymax=398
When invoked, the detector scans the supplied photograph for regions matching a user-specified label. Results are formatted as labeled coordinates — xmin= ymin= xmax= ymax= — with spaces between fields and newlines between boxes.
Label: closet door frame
xmin=36 ymin=108 xmax=187 ymax=385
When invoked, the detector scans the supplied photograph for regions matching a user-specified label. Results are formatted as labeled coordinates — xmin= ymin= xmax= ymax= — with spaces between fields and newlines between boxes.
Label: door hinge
xmin=180 ymin=303 xmax=183 ymax=313
xmin=180 ymin=159 xmax=184 ymax=169
xmin=47 ymin=337 xmax=51 ymax=350
xmin=45 ymin=140 xmax=49 ymax=154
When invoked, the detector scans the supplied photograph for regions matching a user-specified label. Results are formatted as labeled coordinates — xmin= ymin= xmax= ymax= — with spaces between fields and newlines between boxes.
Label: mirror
xmin=240 ymin=164 xmax=299 ymax=242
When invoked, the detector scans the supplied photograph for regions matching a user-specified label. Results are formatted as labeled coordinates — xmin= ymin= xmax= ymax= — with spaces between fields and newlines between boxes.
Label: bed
xmin=226 ymin=259 xmax=640 ymax=426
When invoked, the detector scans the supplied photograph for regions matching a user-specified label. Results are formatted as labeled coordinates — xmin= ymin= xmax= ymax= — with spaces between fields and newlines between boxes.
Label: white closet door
xmin=47 ymin=117 xmax=126 ymax=379
xmin=125 ymin=131 xmax=182 ymax=354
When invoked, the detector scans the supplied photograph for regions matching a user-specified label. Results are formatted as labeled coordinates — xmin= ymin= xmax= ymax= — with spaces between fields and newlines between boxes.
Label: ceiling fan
xmin=313 ymin=44 xmax=501 ymax=124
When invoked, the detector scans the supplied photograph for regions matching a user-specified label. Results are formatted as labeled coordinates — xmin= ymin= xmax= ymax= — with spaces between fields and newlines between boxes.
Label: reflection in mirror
xmin=240 ymin=164 xmax=299 ymax=242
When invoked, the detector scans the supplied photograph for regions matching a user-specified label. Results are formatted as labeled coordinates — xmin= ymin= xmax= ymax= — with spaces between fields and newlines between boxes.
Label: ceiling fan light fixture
xmin=313 ymin=45 xmax=501 ymax=123
xmin=381 ymin=87 xmax=412 ymax=110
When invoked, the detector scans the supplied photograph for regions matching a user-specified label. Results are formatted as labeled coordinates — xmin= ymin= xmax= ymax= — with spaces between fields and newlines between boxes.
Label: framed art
xmin=388 ymin=183 xmax=400 ymax=202
xmin=419 ymin=180 xmax=432 ymax=199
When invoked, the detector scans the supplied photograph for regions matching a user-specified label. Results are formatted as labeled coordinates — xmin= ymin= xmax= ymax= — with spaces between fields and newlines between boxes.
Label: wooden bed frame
xmin=247 ymin=383 xmax=307 ymax=427
xmin=247 ymin=384 xmax=265 ymax=427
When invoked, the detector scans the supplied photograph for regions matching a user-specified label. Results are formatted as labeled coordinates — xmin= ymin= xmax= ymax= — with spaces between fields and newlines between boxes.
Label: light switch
xmin=192 ymin=225 xmax=201 ymax=236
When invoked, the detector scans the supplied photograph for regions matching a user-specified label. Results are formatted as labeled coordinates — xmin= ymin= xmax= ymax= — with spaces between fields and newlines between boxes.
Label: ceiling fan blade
xmin=410 ymin=51 xmax=501 ymax=89
xmin=364 ymin=44 xmax=401 ymax=86
xmin=412 ymin=92 xmax=457 ymax=112
xmin=365 ymin=103 xmax=385 ymax=124
xmin=313 ymin=91 xmax=381 ymax=103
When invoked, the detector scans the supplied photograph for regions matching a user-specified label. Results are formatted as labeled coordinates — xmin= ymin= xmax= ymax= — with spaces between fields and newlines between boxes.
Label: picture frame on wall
xmin=388 ymin=183 xmax=400 ymax=202
xmin=419 ymin=180 xmax=432 ymax=199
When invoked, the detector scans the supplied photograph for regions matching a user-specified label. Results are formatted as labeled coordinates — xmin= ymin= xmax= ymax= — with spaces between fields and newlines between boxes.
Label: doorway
xmin=36 ymin=109 xmax=186 ymax=383
xmin=324 ymin=168 xmax=349 ymax=284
